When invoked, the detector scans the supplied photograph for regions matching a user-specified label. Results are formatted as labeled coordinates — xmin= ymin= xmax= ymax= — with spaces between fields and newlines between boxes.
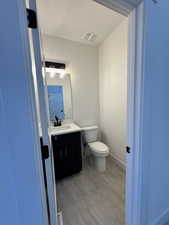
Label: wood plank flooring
xmin=56 ymin=156 xmax=125 ymax=225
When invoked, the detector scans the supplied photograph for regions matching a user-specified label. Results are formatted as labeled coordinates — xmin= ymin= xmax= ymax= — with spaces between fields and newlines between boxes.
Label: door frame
xmin=16 ymin=1 xmax=145 ymax=225
xmin=95 ymin=1 xmax=144 ymax=225
xmin=25 ymin=0 xmax=145 ymax=225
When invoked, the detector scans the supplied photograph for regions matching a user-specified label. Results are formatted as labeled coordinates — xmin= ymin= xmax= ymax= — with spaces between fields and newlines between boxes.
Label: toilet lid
xmin=88 ymin=141 xmax=109 ymax=153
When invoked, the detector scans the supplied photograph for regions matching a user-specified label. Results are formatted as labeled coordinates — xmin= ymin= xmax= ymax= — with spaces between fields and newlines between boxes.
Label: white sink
xmin=51 ymin=125 xmax=71 ymax=131
xmin=48 ymin=123 xmax=82 ymax=136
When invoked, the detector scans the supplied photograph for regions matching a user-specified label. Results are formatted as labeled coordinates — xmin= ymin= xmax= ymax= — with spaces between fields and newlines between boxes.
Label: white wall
xmin=99 ymin=18 xmax=128 ymax=166
xmin=42 ymin=35 xmax=99 ymax=127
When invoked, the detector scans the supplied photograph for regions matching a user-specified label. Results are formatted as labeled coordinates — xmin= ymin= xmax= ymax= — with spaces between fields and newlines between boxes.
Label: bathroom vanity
xmin=49 ymin=123 xmax=83 ymax=180
xmin=46 ymin=71 xmax=83 ymax=179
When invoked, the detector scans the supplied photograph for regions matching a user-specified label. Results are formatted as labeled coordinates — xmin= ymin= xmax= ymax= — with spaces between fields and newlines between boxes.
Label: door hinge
xmin=126 ymin=146 xmax=131 ymax=154
xmin=42 ymin=145 xmax=49 ymax=159
xmin=26 ymin=9 xmax=37 ymax=29
xmin=40 ymin=138 xmax=49 ymax=160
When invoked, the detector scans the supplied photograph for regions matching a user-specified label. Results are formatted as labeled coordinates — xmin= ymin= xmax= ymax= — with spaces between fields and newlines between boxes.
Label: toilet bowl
xmin=83 ymin=126 xmax=109 ymax=172
xmin=88 ymin=141 xmax=109 ymax=171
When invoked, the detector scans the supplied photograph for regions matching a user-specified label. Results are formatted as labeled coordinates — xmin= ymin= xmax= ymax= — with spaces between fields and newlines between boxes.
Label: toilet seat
xmin=88 ymin=141 xmax=109 ymax=156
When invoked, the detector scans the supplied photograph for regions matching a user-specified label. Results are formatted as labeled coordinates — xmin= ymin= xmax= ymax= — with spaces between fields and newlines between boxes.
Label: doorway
xmin=28 ymin=0 xmax=143 ymax=223
xmin=37 ymin=1 xmax=129 ymax=225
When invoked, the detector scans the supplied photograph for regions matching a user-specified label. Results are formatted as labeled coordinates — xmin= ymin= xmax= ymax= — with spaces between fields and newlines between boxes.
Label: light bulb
xmin=50 ymin=71 xmax=55 ymax=78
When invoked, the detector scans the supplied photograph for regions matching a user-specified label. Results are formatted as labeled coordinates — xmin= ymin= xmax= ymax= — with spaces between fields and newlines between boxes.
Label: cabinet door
xmin=52 ymin=132 xmax=82 ymax=179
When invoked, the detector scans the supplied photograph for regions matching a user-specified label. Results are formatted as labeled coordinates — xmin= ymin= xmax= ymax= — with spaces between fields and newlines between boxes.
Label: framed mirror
xmin=45 ymin=69 xmax=73 ymax=122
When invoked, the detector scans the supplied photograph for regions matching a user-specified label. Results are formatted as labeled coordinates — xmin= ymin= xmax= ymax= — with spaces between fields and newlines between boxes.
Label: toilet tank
xmin=83 ymin=126 xmax=98 ymax=143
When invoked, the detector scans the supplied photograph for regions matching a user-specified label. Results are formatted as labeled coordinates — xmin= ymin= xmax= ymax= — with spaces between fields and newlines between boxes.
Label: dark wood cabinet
xmin=51 ymin=132 xmax=82 ymax=180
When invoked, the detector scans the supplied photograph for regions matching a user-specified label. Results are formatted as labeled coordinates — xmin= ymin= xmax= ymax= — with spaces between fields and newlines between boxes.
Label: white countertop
xmin=48 ymin=122 xmax=82 ymax=136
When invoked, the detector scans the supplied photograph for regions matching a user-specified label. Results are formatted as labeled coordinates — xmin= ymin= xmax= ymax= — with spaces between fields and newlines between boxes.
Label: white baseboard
xmin=58 ymin=211 xmax=63 ymax=225
xmin=109 ymin=153 xmax=126 ymax=170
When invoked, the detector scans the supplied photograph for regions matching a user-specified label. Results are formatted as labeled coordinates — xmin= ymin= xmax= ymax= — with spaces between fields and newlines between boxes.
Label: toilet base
xmin=93 ymin=156 xmax=106 ymax=172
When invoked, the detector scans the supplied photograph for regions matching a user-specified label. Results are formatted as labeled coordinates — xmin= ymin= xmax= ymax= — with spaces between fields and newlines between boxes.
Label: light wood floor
xmin=56 ymin=156 xmax=125 ymax=225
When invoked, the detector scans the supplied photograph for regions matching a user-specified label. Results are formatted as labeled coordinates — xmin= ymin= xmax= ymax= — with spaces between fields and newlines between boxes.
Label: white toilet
xmin=83 ymin=126 xmax=109 ymax=172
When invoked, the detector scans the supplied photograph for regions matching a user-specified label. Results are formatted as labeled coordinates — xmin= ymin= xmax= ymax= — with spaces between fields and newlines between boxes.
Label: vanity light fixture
xmin=45 ymin=61 xmax=66 ymax=79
